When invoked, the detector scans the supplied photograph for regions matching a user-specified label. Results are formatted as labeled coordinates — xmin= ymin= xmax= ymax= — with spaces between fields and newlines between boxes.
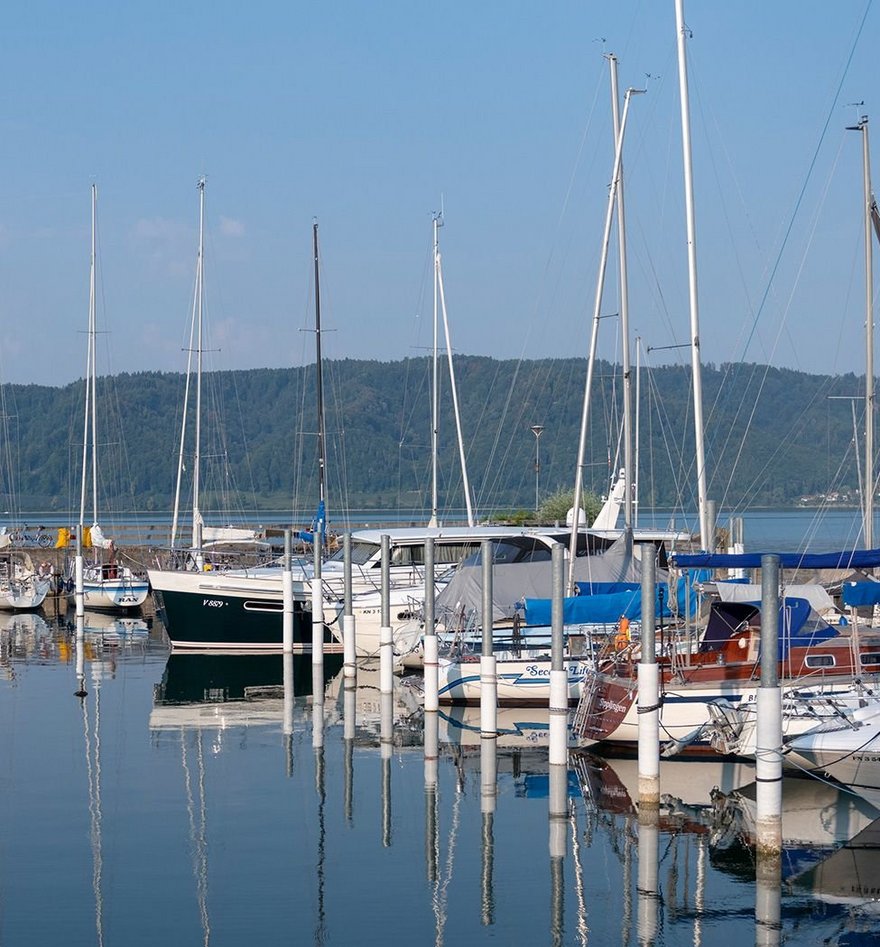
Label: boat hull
xmin=438 ymin=654 xmax=592 ymax=705
xmin=148 ymin=568 xmax=336 ymax=651
xmin=68 ymin=579 xmax=150 ymax=611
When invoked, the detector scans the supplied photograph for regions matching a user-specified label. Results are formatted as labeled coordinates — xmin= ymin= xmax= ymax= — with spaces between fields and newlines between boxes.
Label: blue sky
xmin=1 ymin=1 xmax=877 ymax=385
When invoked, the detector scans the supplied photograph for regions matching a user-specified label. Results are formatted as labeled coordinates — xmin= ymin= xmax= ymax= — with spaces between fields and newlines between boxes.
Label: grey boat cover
xmin=434 ymin=535 xmax=642 ymax=624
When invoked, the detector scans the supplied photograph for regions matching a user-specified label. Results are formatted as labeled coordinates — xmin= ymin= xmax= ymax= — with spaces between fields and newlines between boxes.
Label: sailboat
xmin=68 ymin=185 xmax=149 ymax=612
xmin=149 ymin=218 xmax=334 ymax=650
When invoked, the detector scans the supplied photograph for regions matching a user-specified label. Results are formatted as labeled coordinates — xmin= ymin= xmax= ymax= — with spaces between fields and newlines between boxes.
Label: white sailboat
xmin=69 ymin=185 xmax=149 ymax=611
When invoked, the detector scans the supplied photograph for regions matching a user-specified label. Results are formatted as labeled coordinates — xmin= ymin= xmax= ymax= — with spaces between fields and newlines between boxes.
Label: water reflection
xmin=3 ymin=621 xmax=880 ymax=945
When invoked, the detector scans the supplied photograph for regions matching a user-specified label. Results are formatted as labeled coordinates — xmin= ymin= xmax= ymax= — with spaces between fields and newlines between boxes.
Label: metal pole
xmin=756 ymin=554 xmax=782 ymax=857
xmin=638 ymin=545 xmax=660 ymax=808
xmin=480 ymin=732 xmax=496 ymax=926
xmin=282 ymin=529 xmax=294 ymax=653
xmin=311 ymin=536 xmax=324 ymax=666
xmin=480 ymin=539 xmax=497 ymax=737
xmin=75 ymin=532 xmax=84 ymax=617
xmin=380 ymin=534 xmax=393 ymax=695
xmin=423 ymin=538 xmax=439 ymax=712
xmin=549 ymin=543 xmax=568 ymax=765
xmin=343 ymin=532 xmax=357 ymax=679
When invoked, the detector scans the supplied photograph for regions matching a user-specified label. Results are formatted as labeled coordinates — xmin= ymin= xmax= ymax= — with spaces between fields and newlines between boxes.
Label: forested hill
xmin=4 ymin=357 xmax=866 ymax=515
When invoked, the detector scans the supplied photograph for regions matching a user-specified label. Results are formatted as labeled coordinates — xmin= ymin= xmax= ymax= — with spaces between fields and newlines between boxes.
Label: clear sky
xmin=1 ymin=1 xmax=877 ymax=385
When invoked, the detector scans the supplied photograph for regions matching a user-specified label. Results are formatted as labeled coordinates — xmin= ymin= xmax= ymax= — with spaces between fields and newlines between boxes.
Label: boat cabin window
xmin=860 ymin=653 xmax=880 ymax=667
xmin=391 ymin=542 xmax=478 ymax=567
xmin=804 ymin=654 xmax=835 ymax=669
xmin=327 ymin=541 xmax=379 ymax=566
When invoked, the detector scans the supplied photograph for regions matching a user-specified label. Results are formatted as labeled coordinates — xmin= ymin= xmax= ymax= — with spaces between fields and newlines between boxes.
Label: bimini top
xmin=671 ymin=548 xmax=880 ymax=570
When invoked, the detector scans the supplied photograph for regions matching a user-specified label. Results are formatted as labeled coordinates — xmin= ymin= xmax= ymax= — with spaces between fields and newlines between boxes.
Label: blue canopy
xmin=671 ymin=548 xmax=880 ymax=569
xmin=524 ymin=584 xmax=675 ymax=626
xmin=842 ymin=581 xmax=880 ymax=607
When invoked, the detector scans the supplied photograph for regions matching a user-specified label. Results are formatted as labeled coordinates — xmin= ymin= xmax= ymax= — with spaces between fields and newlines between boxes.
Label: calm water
xmin=1 ymin=606 xmax=879 ymax=946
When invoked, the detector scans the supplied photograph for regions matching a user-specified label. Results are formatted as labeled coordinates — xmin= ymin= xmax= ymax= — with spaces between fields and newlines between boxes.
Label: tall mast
xmin=79 ymin=184 xmax=98 ymax=533
xmin=429 ymin=212 xmax=442 ymax=527
xmin=849 ymin=115 xmax=875 ymax=548
xmin=568 ymin=85 xmax=642 ymax=593
xmin=192 ymin=177 xmax=205 ymax=555
xmin=675 ymin=0 xmax=711 ymax=551
xmin=312 ymin=220 xmax=327 ymax=547
xmin=608 ymin=53 xmax=634 ymax=534
xmin=435 ymin=234 xmax=476 ymax=526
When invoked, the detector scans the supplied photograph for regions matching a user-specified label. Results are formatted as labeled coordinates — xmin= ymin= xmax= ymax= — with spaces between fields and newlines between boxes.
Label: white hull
xmin=0 ymin=576 xmax=51 ymax=610
xmin=589 ymin=676 xmax=867 ymax=745
xmin=438 ymin=653 xmax=592 ymax=705
xmin=786 ymin=708 xmax=880 ymax=807
xmin=69 ymin=578 xmax=150 ymax=611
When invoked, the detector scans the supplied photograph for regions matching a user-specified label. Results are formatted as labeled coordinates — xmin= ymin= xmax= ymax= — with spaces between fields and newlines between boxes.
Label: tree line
xmin=1 ymin=356 xmax=864 ymax=519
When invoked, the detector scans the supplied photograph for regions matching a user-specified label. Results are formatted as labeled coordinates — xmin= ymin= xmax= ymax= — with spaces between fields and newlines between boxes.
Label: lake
xmin=1 ymin=602 xmax=878 ymax=946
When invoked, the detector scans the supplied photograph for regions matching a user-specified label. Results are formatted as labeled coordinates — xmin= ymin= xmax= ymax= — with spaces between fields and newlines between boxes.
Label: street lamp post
xmin=530 ymin=425 xmax=544 ymax=512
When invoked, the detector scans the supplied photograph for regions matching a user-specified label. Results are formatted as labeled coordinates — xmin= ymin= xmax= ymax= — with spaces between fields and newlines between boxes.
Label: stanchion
xmin=75 ymin=534 xmax=84 ymax=618
xmin=282 ymin=529 xmax=294 ymax=653
xmin=379 ymin=534 xmax=393 ymax=695
xmin=480 ymin=540 xmax=497 ymax=738
xmin=343 ymin=532 xmax=357 ymax=679
xmin=423 ymin=538 xmax=439 ymax=713
xmin=638 ymin=546 xmax=660 ymax=808
xmin=756 ymin=554 xmax=782 ymax=858
xmin=549 ymin=542 xmax=567 ymax=765
xmin=311 ymin=540 xmax=324 ymax=667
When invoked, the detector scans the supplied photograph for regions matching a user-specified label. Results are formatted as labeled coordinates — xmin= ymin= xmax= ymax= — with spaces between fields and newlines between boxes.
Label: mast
xmin=312 ymin=220 xmax=327 ymax=549
xmin=430 ymin=212 xmax=442 ymax=527
xmin=849 ymin=115 xmax=874 ymax=548
xmin=608 ymin=52 xmax=634 ymax=535
xmin=675 ymin=0 xmax=711 ymax=551
xmin=192 ymin=177 xmax=205 ymax=557
xmin=79 ymin=185 xmax=98 ymax=535
xmin=568 ymin=85 xmax=642 ymax=593
xmin=435 ymin=235 xmax=476 ymax=526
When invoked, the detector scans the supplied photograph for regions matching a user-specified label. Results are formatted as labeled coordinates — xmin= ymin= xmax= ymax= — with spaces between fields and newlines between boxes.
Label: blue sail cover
xmin=842 ymin=581 xmax=880 ymax=607
xmin=671 ymin=548 xmax=880 ymax=569
xmin=524 ymin=585 xmax=675 ymax=626
xmin=298 ymin=499 xmax=326 ymax=546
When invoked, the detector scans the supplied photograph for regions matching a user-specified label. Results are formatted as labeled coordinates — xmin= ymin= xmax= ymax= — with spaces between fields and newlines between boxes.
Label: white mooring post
xmin=424 ymin=704 xmax=439 ymax=884
xmin=480 ymin=540 xmax=497 ymax=737
xmin=423 ymin=538 xmax=439 ymax=712
xmin=638 ymin=545 xmax=660 ymax=808
xmin=311 ymin=539 xmax=324 ymax=667
xmin=637 ymin=806 xmax=660 ymax=945
xmin=379 ymin=534 xmax=393 ymax=695
xmin=282 ymin=529 xmax=294 ymax=653
xmin=549 ymin=757 xmax=566 ymax=943
xmin=480 ymin=728 xmax=497 ymax=926
xmin=549 ymin=542 xmax=568 ymax=765
xmin=75 ymin=533 xmax=84 ymax=617
xmin=74 ymin=614 xmax=87 ymax=699
xmin=283 ymin=651 xmax=295 ymax=775
xmin=381 ymin=690 xmax=393 ymax=848
xmin=756 ymin=554 xmax=782 ymax=860
xmin=343 ymin=532 xmax=357 ymax=679
xmin=312 ymin=662 xmax=324 ymax=751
